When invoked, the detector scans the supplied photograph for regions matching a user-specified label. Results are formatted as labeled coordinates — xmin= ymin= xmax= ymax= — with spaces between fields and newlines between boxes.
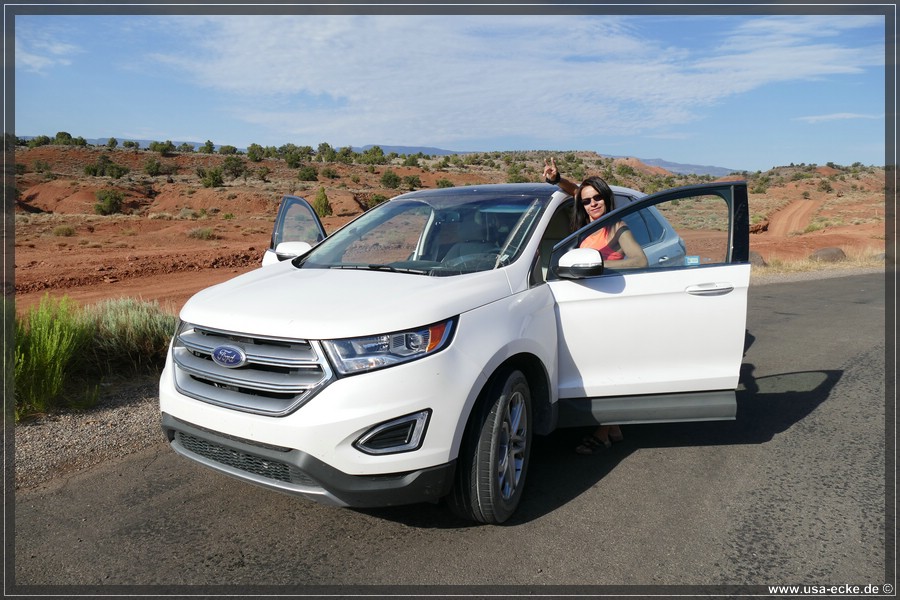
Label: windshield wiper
xmin=328 ymin=264 xmax=430 ymax=275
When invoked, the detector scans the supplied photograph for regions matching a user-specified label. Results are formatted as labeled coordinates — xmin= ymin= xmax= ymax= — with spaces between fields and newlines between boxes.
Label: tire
xmin=448 ymin=369 xmax=532 ymax=524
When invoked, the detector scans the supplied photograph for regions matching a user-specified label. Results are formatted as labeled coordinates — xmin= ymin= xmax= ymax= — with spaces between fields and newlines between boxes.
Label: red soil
xmin=13 ymin=146 xmax=886 ymax=315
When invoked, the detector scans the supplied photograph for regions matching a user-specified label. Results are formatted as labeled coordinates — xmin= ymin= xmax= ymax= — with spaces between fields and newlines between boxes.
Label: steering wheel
xmin=441 ymin=252 xmax=499 ymax=271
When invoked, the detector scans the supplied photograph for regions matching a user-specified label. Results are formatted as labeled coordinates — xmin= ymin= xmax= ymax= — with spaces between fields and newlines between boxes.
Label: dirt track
xmin=766 ymin=199 xmax=824 ymax=237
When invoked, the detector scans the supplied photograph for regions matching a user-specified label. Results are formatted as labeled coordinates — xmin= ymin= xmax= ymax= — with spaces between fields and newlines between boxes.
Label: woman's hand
xmin=543 ymin=157 xmax=560 ymax=184
xmin=544 ymin=157 xmax=577 ymax=195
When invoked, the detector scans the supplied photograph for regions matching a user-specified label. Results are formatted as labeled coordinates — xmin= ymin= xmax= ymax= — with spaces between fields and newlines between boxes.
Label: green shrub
xmin=380 ymin=169 xmax=401 ymax=188
xmin=147 ymin=140 xmax=175 ymax=155
xmin=246 ymin=143 xmax=265 ymax=162
xmin=321 ymin=167 xmax=339 ymax=179
xmin=436 ymin=178 xmax=454 ymax=188
xmin=298 ymin=165 xmax=318 ymax=181
xmin=284 ymin=152 xmax=303 ymax=168
xmin=14 ymin=296 xmax=178 ymax=421
xmin=198 ymin=166 xmax=224 ymax=188
xmin=144 ymin=158 xmax=175 ymax=177
xmin=403 ymin=175 xmax=421 ymax=190
xmin=222 ymin=155 xmax=246 ymax=179
xmin=313 ymin=187 xmax=332 ymax=217
xmin=369 ymin=194 xmax=388 ymax=208
xmin=84 ymin=155 xmax=129 ymax=179
xmin=14 ymin=295 xmax=95 ymax=420
xmin=94 ymin=189 xmax=125 ymax=215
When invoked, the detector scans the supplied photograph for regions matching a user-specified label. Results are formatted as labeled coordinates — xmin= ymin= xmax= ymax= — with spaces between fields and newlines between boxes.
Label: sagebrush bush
xmin=14 ymin=295 xmax=177 ymax=421
xmin=188 ymin=227 xmax=217 ymax=240
xmin=82 ymin=298 xmax=176 ymax=374
xmin=53 ymin=225 xmax=76 ymax=237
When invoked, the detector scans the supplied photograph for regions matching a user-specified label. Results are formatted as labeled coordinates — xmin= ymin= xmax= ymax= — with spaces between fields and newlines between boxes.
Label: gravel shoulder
xmin=12 ymin=265 xmax=887 ymax=491
xmin=14 ymin=378 xmax=164 ymax=490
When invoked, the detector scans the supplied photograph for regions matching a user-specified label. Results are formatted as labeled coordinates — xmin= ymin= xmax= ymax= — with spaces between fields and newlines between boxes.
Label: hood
xmin=180 ymin=260 xmax=513 ymax=340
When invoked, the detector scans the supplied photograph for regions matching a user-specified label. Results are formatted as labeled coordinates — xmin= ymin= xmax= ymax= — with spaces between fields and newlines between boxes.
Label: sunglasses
xmin=580 ymin=194 xmax=605 ymax=206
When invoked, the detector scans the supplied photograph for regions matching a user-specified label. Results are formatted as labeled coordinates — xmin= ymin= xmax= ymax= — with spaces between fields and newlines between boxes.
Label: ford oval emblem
xmin=211 ymin=344 xmax=248 ymax=369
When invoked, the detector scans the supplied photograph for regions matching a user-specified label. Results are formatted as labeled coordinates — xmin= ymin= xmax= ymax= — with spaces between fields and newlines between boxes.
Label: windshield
xmin=298 ymin=192 xmax=550 ymax=276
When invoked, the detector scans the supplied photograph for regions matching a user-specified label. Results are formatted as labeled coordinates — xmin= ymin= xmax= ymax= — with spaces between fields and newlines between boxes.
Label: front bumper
xmin=162 ymin=413 xmax=456 ymax=507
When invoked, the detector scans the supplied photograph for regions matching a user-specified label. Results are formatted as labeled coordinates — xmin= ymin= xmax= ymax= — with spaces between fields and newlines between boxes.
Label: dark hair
xmin=570 ymin=175 xmax=615 ymax=231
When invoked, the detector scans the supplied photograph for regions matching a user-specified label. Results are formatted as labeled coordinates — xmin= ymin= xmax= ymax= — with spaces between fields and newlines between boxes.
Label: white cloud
xmin=138 ymin=14 xmax=886 ymax=147
xmin=795 ymin=113 xmax=883 ymax=124
xmin=15 ymin=36 xmax=79 ymax=73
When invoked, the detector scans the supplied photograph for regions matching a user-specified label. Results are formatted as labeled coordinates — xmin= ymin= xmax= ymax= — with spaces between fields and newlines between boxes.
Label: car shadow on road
xmin=360 ymin=338 xmax=843 ymax=528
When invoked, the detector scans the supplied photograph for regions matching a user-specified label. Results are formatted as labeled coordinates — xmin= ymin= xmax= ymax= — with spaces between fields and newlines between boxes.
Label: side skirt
xmin=556 ymin=390 xmax=736 ymax=428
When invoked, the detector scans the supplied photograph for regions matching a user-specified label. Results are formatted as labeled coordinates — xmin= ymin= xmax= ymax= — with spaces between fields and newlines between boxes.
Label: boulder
xmin=749 ymin=220 xmax=769 ymax=234
xmin=809 ymin=247 xmax=846 ymax=262
xmin=748 ymin=251 xmax=767 ymax=267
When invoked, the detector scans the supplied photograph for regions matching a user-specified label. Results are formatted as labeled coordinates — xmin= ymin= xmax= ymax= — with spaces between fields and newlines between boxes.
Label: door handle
xmin=686 ymin=283 xmax=734 ymax=296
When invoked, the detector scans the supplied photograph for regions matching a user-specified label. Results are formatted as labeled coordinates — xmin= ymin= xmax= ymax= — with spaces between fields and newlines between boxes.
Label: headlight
xmin=322 ymin=318 xmax=456 ymax=375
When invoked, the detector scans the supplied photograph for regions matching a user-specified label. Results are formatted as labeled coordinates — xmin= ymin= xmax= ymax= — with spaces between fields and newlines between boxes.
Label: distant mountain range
xmin=29 ymin=137 xmax=741 ymax=177
xmin=631 ymin=157 xmax=741 ymax=178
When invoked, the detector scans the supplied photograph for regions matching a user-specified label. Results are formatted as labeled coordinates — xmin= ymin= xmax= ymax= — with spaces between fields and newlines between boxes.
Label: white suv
xmin=160 ymin=181 xmax=750 ymax=523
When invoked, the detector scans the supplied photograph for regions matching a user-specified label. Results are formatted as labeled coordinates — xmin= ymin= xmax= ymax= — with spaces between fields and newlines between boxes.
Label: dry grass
xmin=752 ymin=247 xmax=886 ymax=277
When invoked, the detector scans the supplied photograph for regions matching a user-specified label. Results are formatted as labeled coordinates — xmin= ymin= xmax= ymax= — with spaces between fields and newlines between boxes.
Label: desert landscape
xmin=12 ymin=143 xmax=887 ymax=316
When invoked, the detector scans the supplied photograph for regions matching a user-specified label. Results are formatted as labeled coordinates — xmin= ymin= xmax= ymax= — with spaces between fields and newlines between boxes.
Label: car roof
xmin=392 ymin=182 xmax=561 ymax=201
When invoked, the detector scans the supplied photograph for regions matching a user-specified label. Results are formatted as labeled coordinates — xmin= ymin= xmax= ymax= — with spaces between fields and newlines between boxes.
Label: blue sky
xmin=13 ymin=9 xmax=888 ymax=172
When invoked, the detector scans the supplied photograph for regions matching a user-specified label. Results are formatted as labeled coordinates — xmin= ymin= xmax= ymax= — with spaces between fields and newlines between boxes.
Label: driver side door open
xmin=262 ymin=195 xmax=327 ymax=266
xmin=548 ymin=182 xmax=751 ymax=426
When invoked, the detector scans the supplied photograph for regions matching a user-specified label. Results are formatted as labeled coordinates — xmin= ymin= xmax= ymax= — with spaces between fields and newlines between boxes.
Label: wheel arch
xmin=476 ymin=353 xmax=554 ymax=437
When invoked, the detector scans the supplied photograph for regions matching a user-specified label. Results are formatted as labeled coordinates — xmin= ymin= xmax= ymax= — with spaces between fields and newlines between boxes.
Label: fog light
xmin=354 ymin=410 xmax=431 ymax=455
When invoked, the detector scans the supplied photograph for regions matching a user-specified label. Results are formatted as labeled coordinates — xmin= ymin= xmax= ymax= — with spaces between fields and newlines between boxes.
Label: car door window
xmin=654 ymin=194 xmax=731 ymax=267
xmin=552 ymin=189 xmax=737 ymax=275
xmin=272 ymin=196 xmax=326 ymax=247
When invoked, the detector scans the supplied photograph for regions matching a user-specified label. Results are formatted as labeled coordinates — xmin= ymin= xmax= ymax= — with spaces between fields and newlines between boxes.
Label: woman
xmin=543 ymin=159 xmax=646 ymax=453
xmin=571 ymin=176 xmax=648 ymax=270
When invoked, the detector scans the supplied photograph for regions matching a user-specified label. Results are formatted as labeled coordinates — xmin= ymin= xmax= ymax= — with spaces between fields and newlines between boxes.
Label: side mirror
xmin=261 ymin=241 xmax=313 ymax=266
xmin=556 ymin=247 xmax=604 ymax=279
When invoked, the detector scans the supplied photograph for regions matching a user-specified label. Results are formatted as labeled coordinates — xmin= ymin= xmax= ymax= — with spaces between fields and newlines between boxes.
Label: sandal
xmin=609 ymin=426 xmax=624 ymax=443
xmin=575 ymin=433 xmax=611 ymax=455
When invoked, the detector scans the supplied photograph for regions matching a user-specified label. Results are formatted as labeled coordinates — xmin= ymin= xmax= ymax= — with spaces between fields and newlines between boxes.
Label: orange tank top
xmin=580 ymin=225 xmax=624 ymax=260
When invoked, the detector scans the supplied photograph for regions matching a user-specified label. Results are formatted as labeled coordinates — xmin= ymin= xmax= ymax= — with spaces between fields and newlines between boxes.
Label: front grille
xmin=172 ymin=323 xmax=333 ymax=416
xmin=176 ymin=431 xmax=320 ymax=488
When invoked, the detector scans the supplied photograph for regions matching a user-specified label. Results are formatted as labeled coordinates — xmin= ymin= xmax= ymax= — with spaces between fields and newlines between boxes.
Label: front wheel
xmin=448 ymin=369 xmax=532 ymax=524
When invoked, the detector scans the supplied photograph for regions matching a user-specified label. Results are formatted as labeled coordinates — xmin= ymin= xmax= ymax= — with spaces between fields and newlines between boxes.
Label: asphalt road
xmin=12 ymin=272 xmax=890 ymax=595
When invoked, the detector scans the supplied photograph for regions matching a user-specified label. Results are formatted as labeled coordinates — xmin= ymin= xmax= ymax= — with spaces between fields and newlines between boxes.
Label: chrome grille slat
xmin=173 ymin=349 xmax=325 ymax=392
xmin=172 ymin=323 xmax=333 ymax=416
xmin=179 ymin=329 xmax=318 ymax=366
